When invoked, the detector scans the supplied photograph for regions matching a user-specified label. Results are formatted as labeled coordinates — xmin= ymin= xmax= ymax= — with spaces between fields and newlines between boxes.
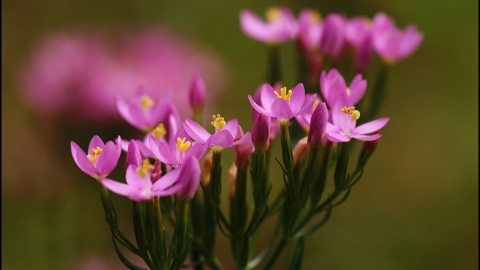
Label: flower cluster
xmin=69 ymin=6 xmax=421 ymax=270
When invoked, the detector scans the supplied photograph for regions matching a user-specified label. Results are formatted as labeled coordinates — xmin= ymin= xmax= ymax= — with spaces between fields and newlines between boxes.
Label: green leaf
xmin=111 ymin=234 xmax=148 ymax=270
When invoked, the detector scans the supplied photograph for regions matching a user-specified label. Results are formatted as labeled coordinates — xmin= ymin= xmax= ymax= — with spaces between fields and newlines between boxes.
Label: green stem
xmin=364 ymin=62 xmax=391 ymax=122
xmin=268 ymin=44 xmax=282 ymax=85
xmin=262 ymin=239 xmax=288 ymax=270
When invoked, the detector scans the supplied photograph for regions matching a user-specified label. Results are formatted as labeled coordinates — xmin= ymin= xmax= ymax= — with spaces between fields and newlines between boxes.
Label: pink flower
xmin=232 ymin=125 xmax=254 ymax=166
xmin=183 ymin=116 xmax=251 ymax=150
xmin=114 ymin=87 xmax=172 ymax=131
xmin=320 ymin=68 xmax=366 ymax=108
xmin=101 ymin=163 xmax=181 ymax=201
xmin=345 ymin=17 xmax=374 ymax=71
xmin=248 ymin=83 xmax=317 ymax=121
xmin=189 ymin=74 xmax=207 ymax=112
xmin=320 ymin=13 xmax=347 ymax=60
xmin=251 ymin=83 xmax=281 ymax=141
xmin=372 ymin=12 xmax=423 ymax=63
xmin=71 ymin=135 xmax=122 ymax=179
xmin=295 ymin=94 xmax=320 ymax=131
xmin=20 ymin=28 xmax=228 ymax=122
xmin=326 ymin=104 xmax=389 ymax=142
xmin=297 ymin=9 xmax=323 ymax=51
xmin=240 ymin=7 xmax=298 ymax=43
xmin=176 ymin=155 xmax=201 ymax=200
xmin=149 ymin=128 xmax=210 ymax=168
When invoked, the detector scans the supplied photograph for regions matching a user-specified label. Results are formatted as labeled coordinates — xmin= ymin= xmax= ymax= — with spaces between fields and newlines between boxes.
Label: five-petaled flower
xmin=326 ymin=104 xmax=389 ymax=142
xmin=71 ymin=135 xmax=122 ymax=180
xmin=248 ymin=83 xmax=317 ymax=121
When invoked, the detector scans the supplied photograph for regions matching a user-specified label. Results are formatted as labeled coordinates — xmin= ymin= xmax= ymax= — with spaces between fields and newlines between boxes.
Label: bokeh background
xmin=2 ymin=0 xmax=477 ymax=269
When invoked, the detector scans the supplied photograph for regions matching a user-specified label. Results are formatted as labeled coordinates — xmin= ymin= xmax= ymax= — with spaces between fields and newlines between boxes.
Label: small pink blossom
xmin=248 ymin=83 xmax=317 ymax=121
xmin=240 ymin=7 xmax=298 ymax=43
xmin=71 ymin=135 xmax=122 ymax=179
xmin=297 ymin=9 xmax=323 ymax=51
xmin=320 ymin=68 xmax=366 ymax=108
xmin=326 ymin=103 xmax=389 ymax=142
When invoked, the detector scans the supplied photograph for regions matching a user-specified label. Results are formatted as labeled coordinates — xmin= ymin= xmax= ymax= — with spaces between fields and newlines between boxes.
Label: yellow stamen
xmin=340 ymin=106 xmax=360 ymax=121
xmin=140 ymin=95 xmax=155 ymax=111
xmin=137 ymin=159 xmax=154 ymax=178
xmin=265 ymin=7 xmax=281 ymax=21
xmin=274 ymin=87 xmax=293 ymax=101
xmin=310 ymin=10 xmax=322 ymax=22
xmin=176 ymin=137 xmax=191 ymax=152
xmin=211 ymin=114 xmax=226 ymax=130
xmin=87 ymin=146 xmax=103 ymax=165
xmin=313 ymin=99 xmax=320 ymax=109
xmin=152 ymin=123 xmax=167 ymax=139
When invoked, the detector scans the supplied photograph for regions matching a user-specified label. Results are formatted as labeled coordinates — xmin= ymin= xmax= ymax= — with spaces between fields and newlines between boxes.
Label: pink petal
xmin=260 ymin=84 xmax=277 ymax=112
xmin=183 ymin=118 xmax=212 ymax=143
xmin=152 ymin=167 xmax=181 ymax=191
xmin=294 ymin=94 xmax=317 ymax=116
xmin=114 ymin=96 xmax=141 ymax=129
xmin=96 ymin=141 xmax=120 ymax=176
xmin=348 ymin=74 xmax=367 ymax=105
xmin=152 ymin=137 xmax=178 ymax=166
xmin=271 ymin=98 xmax=293 ymax=119
xmin=126 ymin=166 xmax=148 ymax=190
xmin=325 ymin=131 xmax=350 ymax=142
xmin=354 ymin=117 xmax=390 ymax=135
xmin=101 ymin=178 xmax=138 ymax=198
xmin=211 ymin=130 xmax=234 ymax=148
xmin=248 ymin=95 xmax=277 ymax=118
xmin=71 ymin=141 xmax=98 ymax=177
xmin=185 ymin=143 xmax=205 ymax=160
xmin=240 ymin=10 xmax=272 ymax=42
xmin=351 ymin=133 xmax=382 ymax=141
xmin=289 ymin=83 xmax=306 ymax=113
xmin=88 ymin=135 xmax=105 ymax=153
xmin=233 ymin=132 xmax=252 ymax=146
xmin=224 ymin=119 xmax=239 ymax=139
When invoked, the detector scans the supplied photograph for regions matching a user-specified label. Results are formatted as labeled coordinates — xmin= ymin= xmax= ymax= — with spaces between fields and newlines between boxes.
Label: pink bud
xmin=150 ymin=159 xmax=162 ymax=183
xmin=307 ymin=102 xmax=328 ymax=147
xmin=320 ymin=14 xmax=346 ymax=60
xmin=126 ymin=140 xmax=143 ymax=170
xmin=188 ymin=74 xmax=206 ymax=111
xmin=177 ymin=155 xmax=201 ymax=200
xmin=252 ymin=113 xmax=270 ymax=149
xmin=293 ymin=137 xmax=310 ymax=165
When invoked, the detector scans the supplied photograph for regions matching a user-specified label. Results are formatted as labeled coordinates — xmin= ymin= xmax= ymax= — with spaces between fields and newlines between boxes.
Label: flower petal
xmin=260 ymin=84 xmax=277 ymax=112
xmin=126 ymin=165 xmax=148 ymax=190
xmin=233 ymin=132 xmax=252 ymax=146
xmin=271 ymin=98 xmax=293 ymax=119
xmin=348 ymin=74 xmax=367 ymax=105
xmin=101 ymin=178 xmax=138 ymax=198
xmin=183 ymin=118 xmax=211 ymax=143
xmin=88 ymin=135 xmax=105 ymax=153
xmin=295 ymin=94 xmax=317 ymax=117
xmin=211 ymin=130 xmax=234 ymax=148
xmin=149 ymin=136 xmax=178 ymax=166
xmin=354 ymin=117 xmax=390 ymax=135
xmin=240 ymin=10 xmax=272 ymax=42
xmin=248 ymin=95 xmax=277 ymax=118
xmin=351 ymin=133 xmax=382 ymax=141
xmin=224 ymin=119 xmax=239 ymax=139
xmin=326 ymin=131 xmax=351 ymax=142
xmin=289 ymin=83 xmax=306 ymax=113
xmin=71 ymin=141 xmax=98 ymax=177
xmin=152 ymin=167 xmax=181 ymax=191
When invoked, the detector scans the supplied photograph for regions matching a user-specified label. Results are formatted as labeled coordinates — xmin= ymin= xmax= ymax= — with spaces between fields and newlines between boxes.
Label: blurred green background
xmin=2 ymin=0 xmax=477 ymax=269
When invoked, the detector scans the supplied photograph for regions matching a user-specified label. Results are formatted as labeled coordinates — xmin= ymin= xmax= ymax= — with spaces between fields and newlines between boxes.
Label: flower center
xmin=265 ymin=7 xmax=281 ymax=21
xmin=340 ymin=106 xmax=361 ymax=121
xmin=137 ymin=159 xmax=154 ymax=178
xmin=176 ymin=137 xmax=191 ymax=152
xmin=211 ymin=114 xmax=226 ymax=130
xmin=87 ymin=146 xmax=102 ymax=165
xmin=152 ymin=123 xmax=167 ymax=139
xmin=274 ymin=87 xmax=292 ymax=101
xmin=140 ymin=95 xmax=155 ymax=111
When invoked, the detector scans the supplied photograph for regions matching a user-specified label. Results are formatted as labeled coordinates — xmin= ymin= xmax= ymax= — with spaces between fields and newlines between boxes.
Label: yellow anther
xmin=87 ymin=147 xmax=103 ymax=165
xmin=139 ymin=95 xmax=155 ymax=111
xmin=340 ymin=106 xmax=360 ymax=121
xmin=351 ymin=110 xmax=360 ymax=121
xmin=265 ymin=7 xmax=281 ymax=21
xmin=211 ymin=114 xmax=226 ymax=130
xmin=176 ymin=137 xmax=191 ymax=152
xmin=137 ymin=159 xmax=154 ymax=178
xmin=152 ymin=123 xmax=167 ymax=139
xmin=346 ymin=87 xmax=351 ymax=96
xmin=313 ymin=100 xmax=320 ymax=109
xmin=274 ymin=87 xmax=293 ymax=101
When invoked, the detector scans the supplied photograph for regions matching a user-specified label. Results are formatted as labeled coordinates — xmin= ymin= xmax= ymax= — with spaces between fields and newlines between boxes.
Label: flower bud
xmin=357 ymin=137 xmax=379 ymax=169
xmin=188 ymin=74 xmax=206 ymax=111
xmin=126 ymin=140 xmax=143 ymax=170
xmin=293 ymin=137 xmax=310 ymax=165
xmin=228 ymin=163 xmax=237 ymax=200
xmin=201 ymin=149 xmax=213 ymax=186
xmin=252 ymin=113 xmax=270 ymax=149
xmin=320 ymin=14 xmax=346 ymax=61
xmin=177 ymin=156 xmax=201 ymax=200
xmin=307 ymin=101 xmax=328 ymax=147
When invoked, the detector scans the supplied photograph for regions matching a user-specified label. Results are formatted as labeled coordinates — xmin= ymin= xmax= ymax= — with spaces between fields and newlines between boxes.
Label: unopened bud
xmin=228 ymin=163 xmax=237 ymax=200
xmin=252 ymin=113 xmax=270 ymax=149
xmin=293 ymin=137 xmax=310 ymax=165
xmin=126 ymin=140 xmax=143 ymax=170
xmin=201 ymin=150 xmax=214 ymax=186
xmin=357 ymin=137 xmax=379 ymax=169
xmin=307 ymin=101 xmax=328 ymax=147
xmin=189 ymin=74 xmax=206 ymax=111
